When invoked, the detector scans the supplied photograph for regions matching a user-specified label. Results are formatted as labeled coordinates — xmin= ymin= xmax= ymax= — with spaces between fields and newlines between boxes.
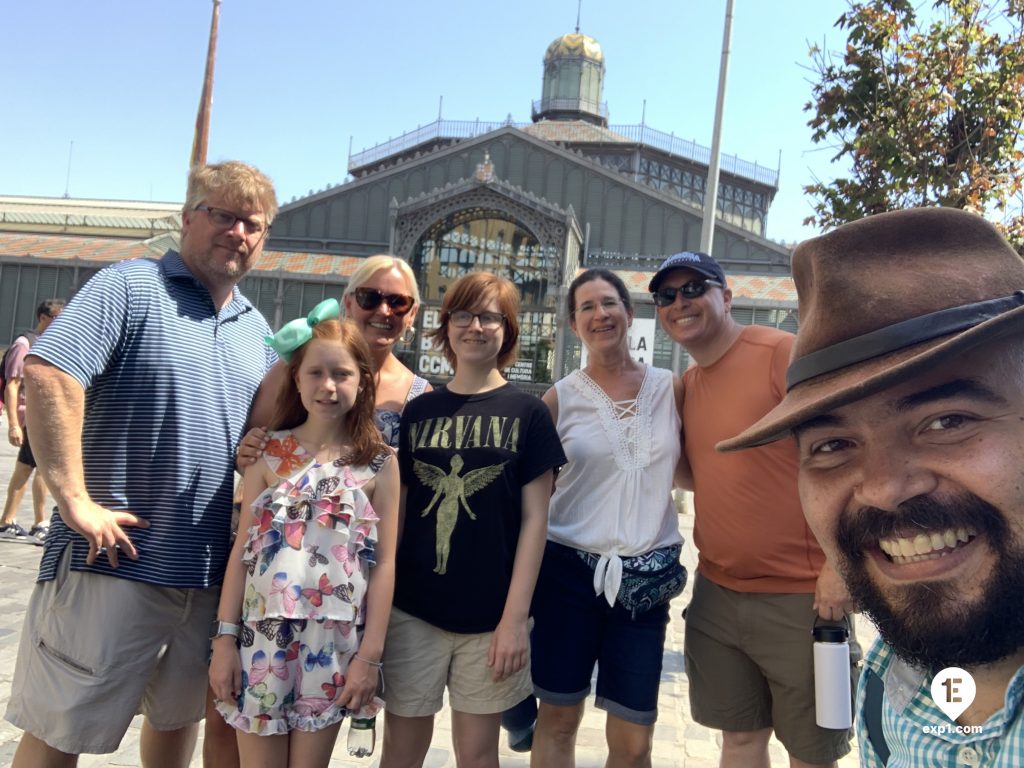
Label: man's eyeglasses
xmin=449 ymin=310 xmax=505 ymax=329
xmin=652 ymin=279 xmax=723 ymax=307
xmin=574 ymin=297 xmax=623 ymax=317
xmin=353 ymin=288 xmax=415 ymax=316
xmin=195 ymin=205 xmax=269 ymax=237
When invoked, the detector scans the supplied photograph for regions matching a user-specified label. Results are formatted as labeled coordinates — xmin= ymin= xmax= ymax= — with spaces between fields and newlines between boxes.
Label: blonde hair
xmin=184 ymin=161 xmax=279 ymax=223
xmin=343 ymin=255 xmax=421 ymax=306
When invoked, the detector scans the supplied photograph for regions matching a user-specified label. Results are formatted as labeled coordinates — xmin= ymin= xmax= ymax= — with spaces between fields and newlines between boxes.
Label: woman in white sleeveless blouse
xmin=530 ymin=268 xmax=687 ymax=768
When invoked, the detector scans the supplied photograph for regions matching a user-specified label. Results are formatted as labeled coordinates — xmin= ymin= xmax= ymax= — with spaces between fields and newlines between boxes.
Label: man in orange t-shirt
xmin=652 ymin=251 xmax=856 ymax=768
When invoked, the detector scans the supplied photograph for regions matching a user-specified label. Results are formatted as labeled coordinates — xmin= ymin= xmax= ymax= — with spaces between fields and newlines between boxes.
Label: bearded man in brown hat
xmin=722 ymin=207 xmax=1024 ymax=767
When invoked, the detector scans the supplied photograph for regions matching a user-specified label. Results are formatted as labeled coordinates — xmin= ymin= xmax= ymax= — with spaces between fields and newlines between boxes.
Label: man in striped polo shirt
xmin=6 ymin=161 xmax=279 ymax=767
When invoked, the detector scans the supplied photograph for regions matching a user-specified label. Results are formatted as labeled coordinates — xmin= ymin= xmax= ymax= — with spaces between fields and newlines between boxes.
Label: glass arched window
xmin=409 ymin=210 xmax=560 ymax=390
xmin=412 ymin=210 xmax=558 ymax=307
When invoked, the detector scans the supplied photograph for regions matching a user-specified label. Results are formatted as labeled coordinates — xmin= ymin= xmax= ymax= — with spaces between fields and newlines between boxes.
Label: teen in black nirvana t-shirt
xmin=397 ymin=384 xmax=563 ymax=630
xmin=382 ymin=273 xmax=564 ymax=765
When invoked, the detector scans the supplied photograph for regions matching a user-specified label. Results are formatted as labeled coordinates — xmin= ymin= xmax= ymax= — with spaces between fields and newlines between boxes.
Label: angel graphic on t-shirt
xmin=413 ymin=455 xmax=507 ymax=574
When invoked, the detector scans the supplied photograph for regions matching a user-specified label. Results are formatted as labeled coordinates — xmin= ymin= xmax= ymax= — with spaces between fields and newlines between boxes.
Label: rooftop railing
xmin=348 ymin=119 xmax=527 ymax=170
xmin=347 ymin=118 xmax=779 ymax=189
xmin=615 ymin=124 xmax=779 ymax=187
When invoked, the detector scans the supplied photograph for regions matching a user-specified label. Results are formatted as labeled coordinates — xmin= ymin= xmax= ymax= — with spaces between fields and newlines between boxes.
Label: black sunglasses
xmin=353 ymin=287 xmax=415 ymax=316
xmin=652 ymin=279 xmax=723 ymax=307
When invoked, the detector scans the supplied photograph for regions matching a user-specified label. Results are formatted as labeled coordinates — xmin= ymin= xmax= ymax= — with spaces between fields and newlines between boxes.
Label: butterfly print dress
xmin=216 ymin=430 xmax=390 ymax=735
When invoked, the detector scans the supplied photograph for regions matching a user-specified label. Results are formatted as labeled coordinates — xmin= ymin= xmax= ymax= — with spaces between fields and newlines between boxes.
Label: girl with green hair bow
xmin=210 ymin=308 xmax=399 ymax=768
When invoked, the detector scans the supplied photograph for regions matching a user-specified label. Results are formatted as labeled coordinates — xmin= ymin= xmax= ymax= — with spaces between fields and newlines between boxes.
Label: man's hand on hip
xmin=60 ymin=498 xmax=150 ymax=567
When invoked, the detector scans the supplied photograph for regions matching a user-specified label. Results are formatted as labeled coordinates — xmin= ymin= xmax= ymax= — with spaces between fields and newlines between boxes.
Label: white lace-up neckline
xmin=571 ymin=368 xmax=652 ymax=472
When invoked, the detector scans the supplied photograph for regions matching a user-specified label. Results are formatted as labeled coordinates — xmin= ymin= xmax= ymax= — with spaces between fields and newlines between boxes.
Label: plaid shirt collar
xmin=860 ymin=637 xmax=1024 ymax=766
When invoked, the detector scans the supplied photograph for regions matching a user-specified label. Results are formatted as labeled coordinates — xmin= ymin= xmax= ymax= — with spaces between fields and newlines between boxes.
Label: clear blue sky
xmin=1 ymin=0 xmax=853 ymax=245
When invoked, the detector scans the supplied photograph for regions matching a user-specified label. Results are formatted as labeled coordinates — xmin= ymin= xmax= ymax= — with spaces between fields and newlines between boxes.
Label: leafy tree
xmin=804 ymin=0 xmax=1024 ymax=250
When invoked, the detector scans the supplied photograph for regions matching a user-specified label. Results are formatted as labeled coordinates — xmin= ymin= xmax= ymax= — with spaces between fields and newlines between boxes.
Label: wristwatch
xmin=210 ymin=620 xmax=241 ymax=640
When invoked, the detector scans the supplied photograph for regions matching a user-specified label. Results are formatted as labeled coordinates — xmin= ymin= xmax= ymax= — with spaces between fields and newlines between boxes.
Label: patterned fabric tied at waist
xmin=576 ymin=544 xmax=687 ymax=618
xmin=593 ymin=553 xmax=623 ymax=607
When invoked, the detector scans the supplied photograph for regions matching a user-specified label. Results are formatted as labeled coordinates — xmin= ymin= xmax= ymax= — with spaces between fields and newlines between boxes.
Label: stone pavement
xmin=0 ymin=437 xmax=875 ymax=766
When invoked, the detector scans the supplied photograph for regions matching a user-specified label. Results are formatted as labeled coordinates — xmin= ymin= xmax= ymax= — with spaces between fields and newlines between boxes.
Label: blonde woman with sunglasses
xmin=341 ymin=256 xmax=430 ymax=448
xmin=242 ymin=256 xmax=430 ymax=454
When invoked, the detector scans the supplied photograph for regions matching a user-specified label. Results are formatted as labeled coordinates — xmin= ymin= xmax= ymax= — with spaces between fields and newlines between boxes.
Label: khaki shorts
xmin=5 ymin=547 xmax=220 ymax=754
xmin=684 ymin=573 xmax=858 ymax=764
xmin=381 ymin=607 xmax=533 ymax=718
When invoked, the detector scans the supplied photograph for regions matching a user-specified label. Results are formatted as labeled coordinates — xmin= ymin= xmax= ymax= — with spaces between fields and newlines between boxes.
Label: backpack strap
xmin=863 ymin=666 xmax=891 ymax=764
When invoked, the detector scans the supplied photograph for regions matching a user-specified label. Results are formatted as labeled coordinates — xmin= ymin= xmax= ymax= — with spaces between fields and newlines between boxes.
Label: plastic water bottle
xmin=347 ymin=715 xmax=376 ymax=757
xmin=813 ymin=622 xmax=852 ymax=729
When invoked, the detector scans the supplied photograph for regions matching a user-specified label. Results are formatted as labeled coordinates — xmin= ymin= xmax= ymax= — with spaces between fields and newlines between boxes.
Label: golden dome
xmin=544 ymin=32 xmax=603 ymax=64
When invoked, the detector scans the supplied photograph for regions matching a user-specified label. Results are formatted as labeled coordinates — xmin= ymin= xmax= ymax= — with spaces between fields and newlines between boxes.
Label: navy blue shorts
xmin=530 ymin=541 xmax=670 ymax=726
xmin=17 ymin=428 xmax=35 ymax=468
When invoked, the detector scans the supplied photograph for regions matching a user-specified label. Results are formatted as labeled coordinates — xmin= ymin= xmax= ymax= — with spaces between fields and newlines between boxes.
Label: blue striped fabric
xmin=858 ymin=637 xmax=1024 ymax=766
xmin=32 ymin=250 xmax=276 ymax=588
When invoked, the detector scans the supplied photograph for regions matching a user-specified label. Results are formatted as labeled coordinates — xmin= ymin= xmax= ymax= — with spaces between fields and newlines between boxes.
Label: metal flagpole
xmin=699 ymin=0 xmax=734 ymax=256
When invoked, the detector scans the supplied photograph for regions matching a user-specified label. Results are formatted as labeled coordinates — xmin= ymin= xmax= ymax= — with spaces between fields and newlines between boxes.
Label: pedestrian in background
xmin=1 ymin=298 xmax=64 ymax=544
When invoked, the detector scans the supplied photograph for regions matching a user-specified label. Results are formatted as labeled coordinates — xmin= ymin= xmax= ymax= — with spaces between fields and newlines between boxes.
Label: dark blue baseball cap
xmin=648 ymin=251 xmax=727 ymax=292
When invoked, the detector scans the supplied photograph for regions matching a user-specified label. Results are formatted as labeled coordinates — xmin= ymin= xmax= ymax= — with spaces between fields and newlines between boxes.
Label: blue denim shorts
xmin=530 ymin=541 xmax=670 ymax=725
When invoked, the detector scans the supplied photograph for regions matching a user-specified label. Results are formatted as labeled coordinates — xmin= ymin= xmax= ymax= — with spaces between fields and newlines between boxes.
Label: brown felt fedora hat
xmin=719 ymin=207 xmax=1024 ymax=451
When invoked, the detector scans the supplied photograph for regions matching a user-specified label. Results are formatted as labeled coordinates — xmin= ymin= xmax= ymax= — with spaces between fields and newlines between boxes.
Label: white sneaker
xmin=0 ymin=523 xmax=29 ymax=540
xmin=28 ymin=523 xmax=49 ymax=545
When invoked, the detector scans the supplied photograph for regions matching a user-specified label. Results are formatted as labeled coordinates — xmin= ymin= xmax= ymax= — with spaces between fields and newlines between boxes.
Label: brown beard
xmin=836 ymin=492 xmax=1024 ymax=671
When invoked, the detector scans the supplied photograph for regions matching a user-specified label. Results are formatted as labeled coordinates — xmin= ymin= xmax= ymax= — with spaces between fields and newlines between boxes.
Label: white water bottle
xmin=347 ymin=715 xmax=376 ymax=757
xmin=813 ymin=621 xmax=852 ymax=729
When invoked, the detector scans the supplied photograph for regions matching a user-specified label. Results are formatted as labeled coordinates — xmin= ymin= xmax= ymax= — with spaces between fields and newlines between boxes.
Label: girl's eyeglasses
xmin=652 ymin=279 xmax=723 ymax=307
xmin=449 ymin=311 xmax=505 ymax=329
xmin=353 ymin=288 xmax=415 ymax=316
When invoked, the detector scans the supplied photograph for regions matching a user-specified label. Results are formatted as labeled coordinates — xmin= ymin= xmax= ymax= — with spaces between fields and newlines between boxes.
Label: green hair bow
xmin=265 ymin=298 xmax=341 ymax=361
